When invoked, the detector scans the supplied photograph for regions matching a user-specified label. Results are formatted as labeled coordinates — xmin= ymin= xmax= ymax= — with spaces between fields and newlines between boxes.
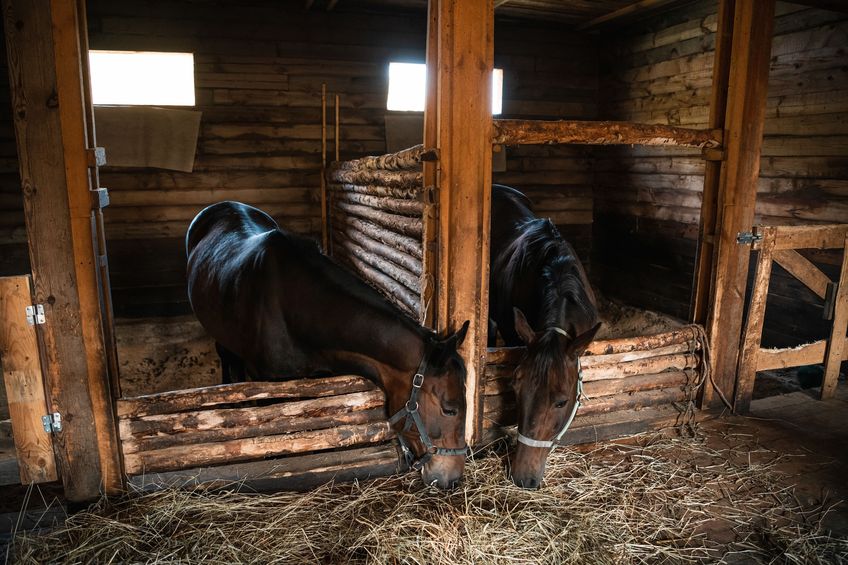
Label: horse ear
xmin=513 ymin=308 xmax=536 ymax=344
xmin=566 ymin=322 xmax=602 ymax=358
xmin=443 ymin=320 xmax=469 ymax=350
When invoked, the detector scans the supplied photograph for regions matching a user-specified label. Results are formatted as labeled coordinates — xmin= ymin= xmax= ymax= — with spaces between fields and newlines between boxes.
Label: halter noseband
xmin=516 ymin=326 xmax=584 ymax=449
xmin=388 ymin=347 xmax=469 ymax=470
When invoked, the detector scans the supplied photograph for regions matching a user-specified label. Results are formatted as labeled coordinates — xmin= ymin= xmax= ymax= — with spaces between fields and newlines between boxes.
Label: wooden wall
xmin=0 ymin=0 xmax=597 ymax=317
xmin=594 ymin=0 xmax=848 ymax=345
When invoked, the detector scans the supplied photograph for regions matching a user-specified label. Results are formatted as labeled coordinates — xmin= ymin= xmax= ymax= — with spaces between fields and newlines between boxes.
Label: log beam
xmin=492 ymin=119 xmax=721 ymax=148
xmin=703 ymin=0 xmax=775 ymax=410
xmin=430 ymin=0 xmax=494 ymax=445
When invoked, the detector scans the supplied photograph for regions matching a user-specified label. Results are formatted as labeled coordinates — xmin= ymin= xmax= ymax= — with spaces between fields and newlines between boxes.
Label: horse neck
xmin=321 ymin=308 xmax=427 ymax=394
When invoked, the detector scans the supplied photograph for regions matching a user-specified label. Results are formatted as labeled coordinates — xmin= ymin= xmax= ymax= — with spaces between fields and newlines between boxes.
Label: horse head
xmin=509 ymin=308 xmax=600 ymax=489
xmin=388 ymin=321 xmax=470 ymax=489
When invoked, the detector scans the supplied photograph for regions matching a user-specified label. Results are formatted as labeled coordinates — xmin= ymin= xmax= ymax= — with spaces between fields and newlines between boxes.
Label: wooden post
xmin=821 ymin=234 xmax=848 ymax=400
xmin=430 ymin=0 xmax=494 ymax=444
xmin=690 ymin=0 xmax=735 ymax=325
xmin=3 ymin=0 xmax=123 ymax=499
xmin=702 ymin=0 xmax=775 ymax=409
xmin=420 ymin=0 xmax=440 ymax=328
xmin=0 ymin=276 xmax=58 ymax=484
xmin=733 ymin=227 xmax=776 ymax=413
xmin=321 ymin=83 xmax=328 ymax=252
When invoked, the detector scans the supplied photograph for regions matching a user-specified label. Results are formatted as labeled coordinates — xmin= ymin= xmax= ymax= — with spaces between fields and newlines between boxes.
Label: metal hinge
xmin=736 ymin=232 xmax=763 ymax=245
xmin=26 ymin=304 xmax=45 ymax=325
xmin=41 ymin=412 xmax=62 ymax=433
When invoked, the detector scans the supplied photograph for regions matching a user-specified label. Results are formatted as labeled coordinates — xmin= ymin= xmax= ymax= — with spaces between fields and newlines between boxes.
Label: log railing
xmin=492 ymin=119 xmax=722 ymax=148
xmin=326 ymin=145 xmax=432 ymax=322
xmin=483 ymin=325 xmax=707 ymax=440
xmin=116 ymin=376 xmax=392 ymax=475
xmin=735 ymin=224 xmax=848 ymax=411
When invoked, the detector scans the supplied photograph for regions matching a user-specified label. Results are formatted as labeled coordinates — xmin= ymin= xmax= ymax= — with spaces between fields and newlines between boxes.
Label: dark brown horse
xmin=186 ymin=201 xmax=469 ymax=488
xmin=489 ymin=185 xmax=601 ymax=489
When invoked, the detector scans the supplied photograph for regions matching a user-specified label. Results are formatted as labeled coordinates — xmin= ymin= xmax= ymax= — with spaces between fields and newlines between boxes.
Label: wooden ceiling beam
xmin=783 ymin=0 xmax=848 ymax=13
xmin=577 ymin=0 xmax=684 ymax=30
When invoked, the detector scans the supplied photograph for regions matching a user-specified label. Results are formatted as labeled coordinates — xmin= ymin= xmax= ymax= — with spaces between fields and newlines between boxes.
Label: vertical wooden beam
xmin=821 ymin=235 xmax=848 ymax=400
xmin=733 ymin=227 xmax=775 ymax=413
xmin=0 ymin=276 xmax=58 ymax=484
xmin=690 ymin=0 xmax=735 ymax=325
xmin=321 ymin=83 xmax=328 ymax=252
xmin=3 ymin=0 xmax=122 ymax=499
xmin=421 ymin=0 xmax=439 ymax=328
xmin=432 ymin=0 xmax=494 ymax=444
xmin=702 ymin=0 xmax=775 ymax=409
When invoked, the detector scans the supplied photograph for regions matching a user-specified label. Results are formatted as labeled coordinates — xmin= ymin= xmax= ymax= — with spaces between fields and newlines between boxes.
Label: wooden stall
xmin=0 ymin=0 xmax=844 ymax=503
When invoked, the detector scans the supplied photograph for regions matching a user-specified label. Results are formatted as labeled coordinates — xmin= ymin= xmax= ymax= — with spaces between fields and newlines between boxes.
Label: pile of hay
xmin=11 ymin=432 xmax=847 ymax=564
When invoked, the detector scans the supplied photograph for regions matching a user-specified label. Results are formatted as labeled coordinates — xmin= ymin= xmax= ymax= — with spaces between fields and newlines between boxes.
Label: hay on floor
xmin=11 ymin=431 xmax=848 ymax=564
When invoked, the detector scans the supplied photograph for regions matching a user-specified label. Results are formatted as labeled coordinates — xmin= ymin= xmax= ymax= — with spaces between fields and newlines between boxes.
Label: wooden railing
xmin=735 ymin=224 xmax=848 ymax=411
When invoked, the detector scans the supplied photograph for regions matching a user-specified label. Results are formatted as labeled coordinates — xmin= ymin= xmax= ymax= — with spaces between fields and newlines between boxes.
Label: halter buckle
xmin=412 ymin=373 xmax=424 ymax=388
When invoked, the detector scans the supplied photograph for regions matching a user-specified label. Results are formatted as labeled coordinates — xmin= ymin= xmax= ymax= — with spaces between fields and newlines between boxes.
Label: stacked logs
xmin=483 ymin=326 xmax=706 ymax=436
xmin=116 ymin=375 xmax=393 ymax=475
xmin=327 ymin=145 xmax=431 ymax=319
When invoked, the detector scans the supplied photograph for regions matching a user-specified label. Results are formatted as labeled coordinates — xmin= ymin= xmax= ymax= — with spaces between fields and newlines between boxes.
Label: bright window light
xmin=387 ymin=62 xmax=503 ymax=115
xmin=89 ymin=50 xmax=195 ymax=106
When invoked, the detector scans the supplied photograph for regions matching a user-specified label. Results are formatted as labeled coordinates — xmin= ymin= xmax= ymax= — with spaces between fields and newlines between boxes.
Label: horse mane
xmin=495 ymin=218 xmax=598 ymax=388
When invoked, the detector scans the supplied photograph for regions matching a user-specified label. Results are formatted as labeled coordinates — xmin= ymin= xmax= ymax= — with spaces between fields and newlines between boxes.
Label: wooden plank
xmin=821 ymin=234 xmax=848 ymax=400
xmin=755 ymin=224 xmax=848 ymax=251
xmin=704 ymin=0 xmax=776 ymax=410
xmin=492 ymin=120 xmax=721 ymax=148
xmin=772 ymin=249 xmax=831 ymax=300
xmin=127 ymin=444 xmax=398 ymax=492
xmin=734 ymin=228 xmax=776 ymax=413
xmin=124 ymin=421 xmax=394 ymax=474
xmin=576 ymin=0 xmax=682 ymax=31
xmin=116 ymin=376 xmax=377 ymax=418
xmin=433 ymin=0 xmax=494 ymax=445
xmin=3 ymin=0 xmax=122 ymax=500
xmin=756 ymin=339 xmax=848 ymax=371
xmin=420 ymin=0 xmax=439 ymax=328
xmin=691 ymin=0 xmax=735 ymax=325
xmin=0 ymin=276 xmax=57 ymax=484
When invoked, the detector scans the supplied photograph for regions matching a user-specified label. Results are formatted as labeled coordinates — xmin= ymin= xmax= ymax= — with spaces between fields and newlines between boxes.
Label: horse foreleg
xmin=215 ymin=342 xmax=246 ymax=384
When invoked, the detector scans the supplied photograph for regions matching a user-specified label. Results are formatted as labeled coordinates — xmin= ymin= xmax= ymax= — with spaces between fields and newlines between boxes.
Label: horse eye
xmin=441 ymin=404 xmax=459 ymax=417
xmin=554 ymin=400 xmax=568 ymax=409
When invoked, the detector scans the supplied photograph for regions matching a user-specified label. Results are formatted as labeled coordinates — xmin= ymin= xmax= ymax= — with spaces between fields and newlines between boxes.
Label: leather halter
xmin=516 ymin=326 xmax=584 ymax=449
xmin=388 ymin=347 xmax=469 ymax=470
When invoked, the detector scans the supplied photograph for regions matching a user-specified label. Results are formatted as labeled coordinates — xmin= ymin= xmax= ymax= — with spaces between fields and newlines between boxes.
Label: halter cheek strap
xmin=516 ymin=326 xmax=585 ymax=450
xmin=388 ymin=350 xmax=469 ymax=471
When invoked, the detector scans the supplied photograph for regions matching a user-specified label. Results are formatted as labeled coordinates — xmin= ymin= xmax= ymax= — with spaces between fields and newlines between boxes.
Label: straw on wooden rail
xmin=333 ymin=214 xmax=422 ymax=259
xmin=334 ymin=225 xmax=422 ymax=276
xmin=327 ymin=168 xmax=424 ymax=190
xmin=334 ymin=201 xmax=423 ymax=238
xmin=124 ymin=421 xmax=394 ymax=474
xmin=332 ymin=234 xmax=420 ymax=294
xmin=117 ymin=376 xmax=378 ymax=419
xmin=333 ymin=144 xmax=435 ymax=171
xmin=334 ymin=252 xmax=420 ymax=316
xmin=331 ymin=189 xmax=424 ymax=217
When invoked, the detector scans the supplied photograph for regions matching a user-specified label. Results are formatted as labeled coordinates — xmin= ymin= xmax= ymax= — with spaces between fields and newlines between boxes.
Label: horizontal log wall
xmin=0 ymin=2 xmax=599 ymax=317
xmin=483 ymin=326 xmax=706 ymax=437
xmin=116 ymin=375 xmax=395 ymax=475
xmin=594 ymin=1 xmax=848 ymax=343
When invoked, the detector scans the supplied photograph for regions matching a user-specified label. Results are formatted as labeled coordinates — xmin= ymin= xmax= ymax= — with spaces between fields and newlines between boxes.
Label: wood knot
xmin=46 ymin=90 xmax=59 ymax=108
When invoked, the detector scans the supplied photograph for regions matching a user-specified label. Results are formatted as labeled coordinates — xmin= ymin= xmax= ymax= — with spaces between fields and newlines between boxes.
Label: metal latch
xmin=736 ymin=232 xmax=763 ymax=245
xmin=41 ymin=412 xmax=62 ymax=433
xmin=26 ymin=304 xmax=45 ymax=325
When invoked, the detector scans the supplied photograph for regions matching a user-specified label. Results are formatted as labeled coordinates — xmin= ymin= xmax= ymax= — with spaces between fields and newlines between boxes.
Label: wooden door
xmin=0 ymin=275 xmax=58 ymax=484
